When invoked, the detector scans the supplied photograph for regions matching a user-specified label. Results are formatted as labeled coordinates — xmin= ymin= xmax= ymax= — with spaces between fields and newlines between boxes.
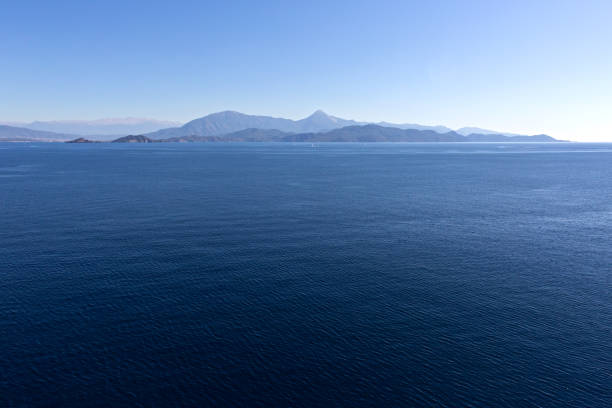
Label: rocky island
xmin=111 ymin=135 xmax=155 ymax=143
xmin=66 ymin=137 xmax=98 ymax=143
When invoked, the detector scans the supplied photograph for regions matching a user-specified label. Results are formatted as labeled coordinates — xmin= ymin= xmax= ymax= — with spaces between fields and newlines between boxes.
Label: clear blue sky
xmin=1 ymin=0 xmax=611 ymax=141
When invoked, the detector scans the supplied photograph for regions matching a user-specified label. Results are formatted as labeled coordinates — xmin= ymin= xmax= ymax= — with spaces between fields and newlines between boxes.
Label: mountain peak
xmin=205 ymin=110 xmax=246 ymax=118
xmin=308 ymin=109 xmax=329 ymax=118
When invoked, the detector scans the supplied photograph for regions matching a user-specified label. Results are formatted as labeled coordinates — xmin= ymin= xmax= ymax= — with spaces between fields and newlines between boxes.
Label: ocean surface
xmin=1 ymin=142 xmax=611 ymax=407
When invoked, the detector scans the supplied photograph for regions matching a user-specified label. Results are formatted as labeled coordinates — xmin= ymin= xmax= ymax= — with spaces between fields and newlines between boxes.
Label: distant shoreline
xmin=2 ymin=111 xmax=564 ymax=143
xmin=60 ymin=126 xmax=564 ymax=144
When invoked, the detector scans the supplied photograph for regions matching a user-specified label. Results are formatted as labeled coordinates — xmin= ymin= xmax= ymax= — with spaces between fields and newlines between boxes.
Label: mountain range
xmin=2 ymin=110 xmax=561 ymax=142
xmin=67 ymin=124 xmax=557 ymax=144
xmin=0 ymin=125 xmax=75 ymax=142
xmin=145 ymin=110 xmax=361 ymax=139
xmin=145 ymin=110 xmax=468 ymax=140
xmin=0 ymin=118 xmax=179 ymax=137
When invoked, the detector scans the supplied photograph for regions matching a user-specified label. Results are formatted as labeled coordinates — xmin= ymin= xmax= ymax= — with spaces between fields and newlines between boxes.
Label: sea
xmin=1 ymin=142 xmax=611 ymax=407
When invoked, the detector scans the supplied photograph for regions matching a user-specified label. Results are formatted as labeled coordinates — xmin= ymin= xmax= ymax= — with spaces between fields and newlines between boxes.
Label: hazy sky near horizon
xmin=2 ymin=0 xmax=611 ymax=141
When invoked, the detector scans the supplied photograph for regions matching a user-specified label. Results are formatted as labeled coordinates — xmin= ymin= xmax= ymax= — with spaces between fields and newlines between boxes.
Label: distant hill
xmin=66 ymin=137 xmax=98 ymax=143
xmin=162 ymin=128 xmax=291 ymax=143
xmin=457 ymin=127 xmax=520 ymax=137
xmin=377 ymin=122 xmax=453 ymax=133
xmin=148 ymin=111 xmax=297 ymax=139
xmin=282 ymin=125 xmax=467 ymax=142
xmin=112 ymin=135 xmax=154 ymax=143
xmin=0 ymin=125 xmax=74 ymax=141
xmin=8 ymin=118 xmax=180 ymax=137
xmin=464 ymin=133 xmax=558 ymax=142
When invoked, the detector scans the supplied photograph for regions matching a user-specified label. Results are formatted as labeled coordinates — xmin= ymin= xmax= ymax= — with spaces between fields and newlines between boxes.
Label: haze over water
xmin=1 ymin=142 xmax=610 ymax=406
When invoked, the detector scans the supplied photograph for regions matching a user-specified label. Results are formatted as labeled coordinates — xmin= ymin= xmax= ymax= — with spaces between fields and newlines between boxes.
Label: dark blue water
xmin=1 ymin=143 xmax=611 ymax=407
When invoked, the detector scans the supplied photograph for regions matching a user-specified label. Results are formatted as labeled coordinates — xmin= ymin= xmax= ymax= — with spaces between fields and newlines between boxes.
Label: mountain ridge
xmin=3 ymin=111 xmax=561 ymax=142
xmin=86 ymin=125 xmax=559 ymax=143
xmin=146 ymin=110 xmax=362 ymax=139
xmin=456 ymin=126 xmax=520 ymax=137
xmin=0 ymin=125 xmax=75 ymax=141
xmin=1 ymin=118 xmax=180 ymax=137
xmin=146 ymin=110 xmax=543 ymax=141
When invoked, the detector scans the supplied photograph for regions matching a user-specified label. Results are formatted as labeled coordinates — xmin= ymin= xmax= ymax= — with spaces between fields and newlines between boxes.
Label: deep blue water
xmin=1 ymin=142 xmax=611 ymax=407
